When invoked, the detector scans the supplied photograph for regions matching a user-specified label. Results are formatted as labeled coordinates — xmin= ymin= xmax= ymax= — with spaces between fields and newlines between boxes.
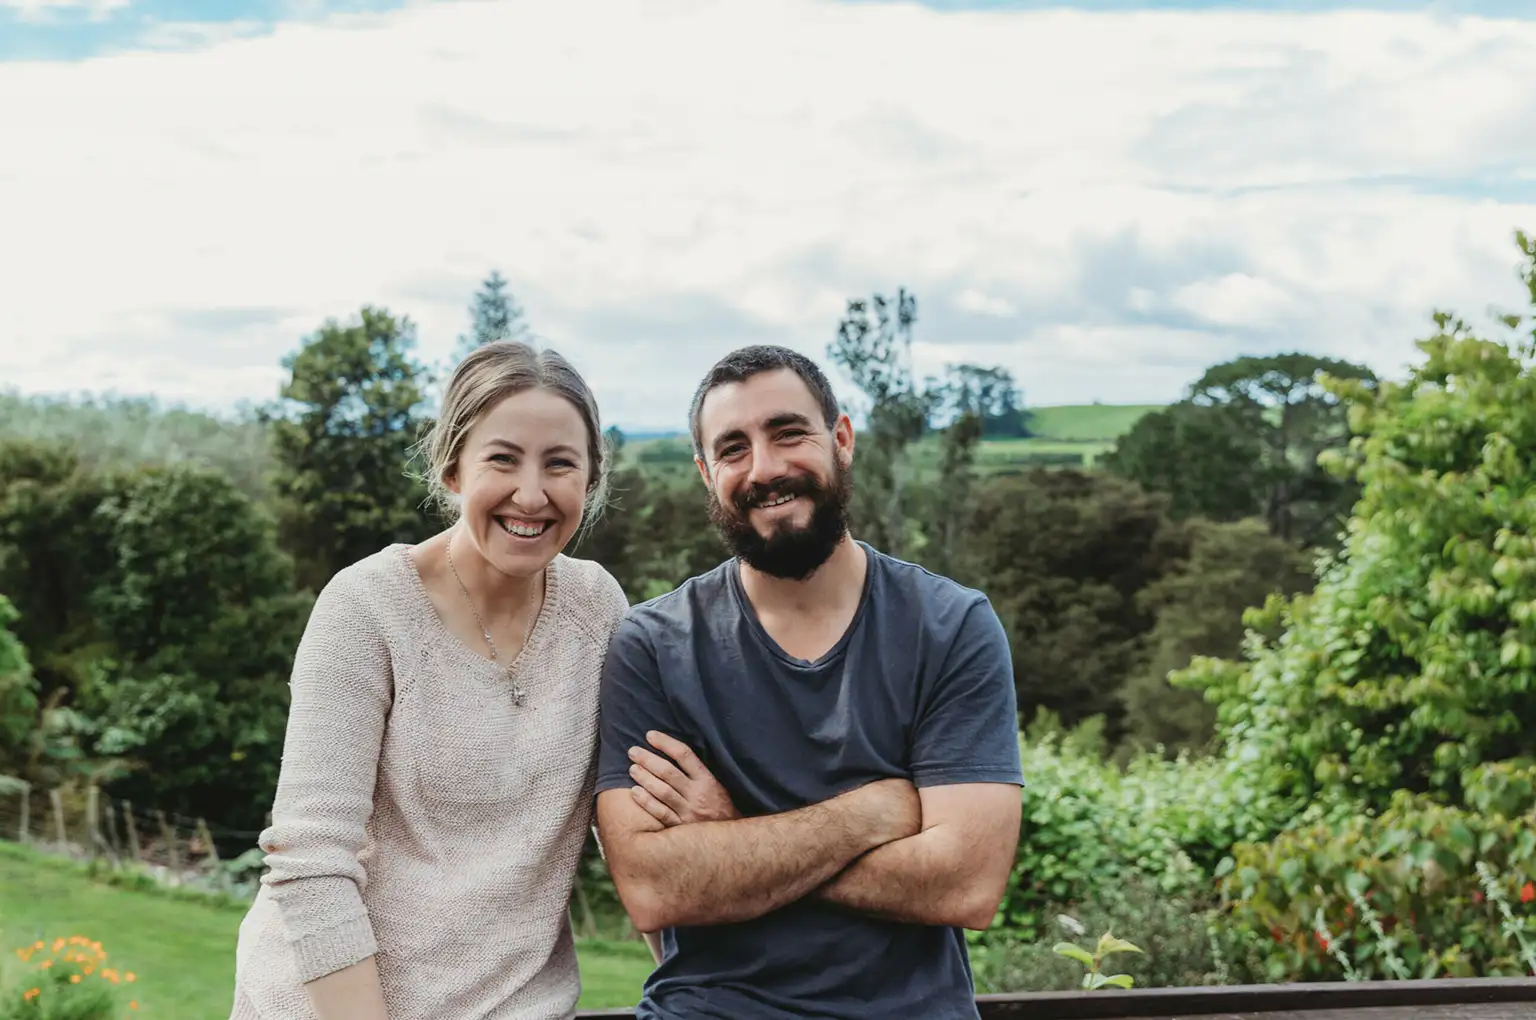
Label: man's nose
xmin=746 ymin=441 xmax=789 ymax=486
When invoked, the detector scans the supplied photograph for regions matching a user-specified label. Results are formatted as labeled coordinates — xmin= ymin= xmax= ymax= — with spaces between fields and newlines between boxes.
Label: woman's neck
xmin=446 ymin=526 xmax=544 ymax=619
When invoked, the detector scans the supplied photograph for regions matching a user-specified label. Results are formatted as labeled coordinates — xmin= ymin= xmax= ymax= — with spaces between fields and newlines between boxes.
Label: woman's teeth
xmin=500 ymin=519 xmax=548 ymax=538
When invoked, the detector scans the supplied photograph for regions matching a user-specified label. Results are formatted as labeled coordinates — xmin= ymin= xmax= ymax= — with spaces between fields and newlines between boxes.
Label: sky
xmin=2 ymin=0 xmax=1535 ymax=432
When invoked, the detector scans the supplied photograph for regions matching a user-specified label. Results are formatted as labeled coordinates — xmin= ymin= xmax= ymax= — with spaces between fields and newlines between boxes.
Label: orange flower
xmin=22 ymin=988 xmax=40 ymax=1001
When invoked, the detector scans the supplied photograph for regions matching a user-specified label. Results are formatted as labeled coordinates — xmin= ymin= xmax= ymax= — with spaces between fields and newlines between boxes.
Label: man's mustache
xmin=733 ymin=474 xmax=821 ymax=513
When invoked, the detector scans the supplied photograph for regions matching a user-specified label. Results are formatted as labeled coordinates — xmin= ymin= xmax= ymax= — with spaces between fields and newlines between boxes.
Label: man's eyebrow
xmin=709 ymin=412 xmax=816 ymax=454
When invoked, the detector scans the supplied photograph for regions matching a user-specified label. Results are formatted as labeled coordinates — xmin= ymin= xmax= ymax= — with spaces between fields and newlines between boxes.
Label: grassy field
xmin=0 ymin=844 xmax=654 ymax=1017
xmin=623 ymin=402 xmax=1161 ymax=473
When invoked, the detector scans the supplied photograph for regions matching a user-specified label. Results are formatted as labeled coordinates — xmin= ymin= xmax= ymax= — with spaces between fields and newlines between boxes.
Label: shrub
xmin=0 ymin=935 xmax=139 ymax=1019
xmin=975 ymin=873 xmax=1224 ymax=993
xmin=1218 ymin=776 xmax=1536 ymax=982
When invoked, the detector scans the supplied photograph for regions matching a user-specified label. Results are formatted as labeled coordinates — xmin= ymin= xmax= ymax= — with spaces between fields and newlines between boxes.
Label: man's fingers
xmin=629 ymin=746 xmax=688 ymax=789
xmin=630 ymin=763 xmax=685 ymax=811
xmin=631 ymin=785 xmax=681 ymax=827
xmin=646 ymin=730 xmax=704 ymax=779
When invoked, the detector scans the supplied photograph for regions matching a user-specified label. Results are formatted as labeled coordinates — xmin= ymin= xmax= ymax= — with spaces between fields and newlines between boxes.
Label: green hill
xmin=1025 ymin=404 xmax=1163 ymax=442
xmin=0 ymin=843 xmax=654 ymax=1018
xmin=621 ymin=403 xmax=1162 ymax=474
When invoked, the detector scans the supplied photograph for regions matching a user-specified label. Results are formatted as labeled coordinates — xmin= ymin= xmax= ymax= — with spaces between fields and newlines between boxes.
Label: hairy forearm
xmin=305 ymin=957 xmax=389 ymax=1020
xmin=611 ymin=798 xmax=885 ymax=931
xmin=817 ymin=828 xmax=1000 ymax=930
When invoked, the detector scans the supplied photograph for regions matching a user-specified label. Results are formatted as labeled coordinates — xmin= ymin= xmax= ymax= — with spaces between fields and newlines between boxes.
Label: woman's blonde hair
xmin=419 ymin=341 xmax=609 ymax=522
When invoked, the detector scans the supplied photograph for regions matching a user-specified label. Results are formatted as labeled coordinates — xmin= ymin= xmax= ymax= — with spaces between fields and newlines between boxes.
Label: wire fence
xmin=0 ymin=778 xmax=638 ymax=938
xmin=0 ymin=779 xmax=265 ymax=896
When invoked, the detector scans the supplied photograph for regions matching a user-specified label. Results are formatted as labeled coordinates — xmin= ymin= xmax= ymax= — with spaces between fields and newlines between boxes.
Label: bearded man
xmin=593 ymin=345 xmax=1023 ymax=1020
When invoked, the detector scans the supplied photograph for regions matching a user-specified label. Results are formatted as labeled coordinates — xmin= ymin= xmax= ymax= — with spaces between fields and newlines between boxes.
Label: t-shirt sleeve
xmin=909 ymin=596 xmax=1024 ymax=789
xmin=595 ymin=612 xmax=683 ymax=797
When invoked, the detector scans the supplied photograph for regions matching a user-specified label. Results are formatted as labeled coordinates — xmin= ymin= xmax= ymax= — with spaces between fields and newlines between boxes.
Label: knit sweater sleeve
xmin=256 ymin=564 xmax=392 ymax=983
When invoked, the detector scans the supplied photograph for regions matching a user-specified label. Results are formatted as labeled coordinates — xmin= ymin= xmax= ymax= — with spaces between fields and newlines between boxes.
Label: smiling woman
xmin=228 ymin=341 xmax=634 ymax=1020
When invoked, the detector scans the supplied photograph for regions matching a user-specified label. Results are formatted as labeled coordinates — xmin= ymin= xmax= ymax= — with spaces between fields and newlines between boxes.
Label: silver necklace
xmin=446 ymin=537 xmax=536 ymax=706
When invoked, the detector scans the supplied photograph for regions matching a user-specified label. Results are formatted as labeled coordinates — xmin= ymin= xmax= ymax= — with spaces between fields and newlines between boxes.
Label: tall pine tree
xmin=455 ymin=270 xmax=533 ymax=359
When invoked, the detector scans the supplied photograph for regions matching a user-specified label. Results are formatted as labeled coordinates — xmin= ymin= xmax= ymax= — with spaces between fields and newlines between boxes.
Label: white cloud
xmin=2 ymin=0 xmax=127 ymax=21
xmin=1 ymin=0 xmax=1534 ymax=427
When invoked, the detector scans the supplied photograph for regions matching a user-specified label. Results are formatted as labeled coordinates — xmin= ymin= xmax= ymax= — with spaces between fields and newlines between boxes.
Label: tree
xmin=81 ymin=464 xmax=311 ymax=828
xmin=455 ymin=270 xmax=533 ymax=359
xmin=827 ymin=289 xmax=1010 ymax=562
xmin=0 ymin=594 xmax=37 ymax=776
xmin=265 ymin=307 xmax=439 ymax=591
xmin=941 ymin=364 xmax=1029 ymax=437
xmin=1118 ymin=517 xmax=1315 ymax=756
xmin=0 ymin=439 xmax=117 ymax=703
xmin=1104 ymin=354 xmax=1377 ymax=546
xmin=1176 ymin=231 xmax=1536 ymax=820
xmin=963 ymin=468 xmax=1186 ymax=739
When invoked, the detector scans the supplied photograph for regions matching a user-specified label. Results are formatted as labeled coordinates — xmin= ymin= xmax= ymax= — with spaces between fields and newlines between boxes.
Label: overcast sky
xmin=3 ymin=0 xmax=1534 ymax=431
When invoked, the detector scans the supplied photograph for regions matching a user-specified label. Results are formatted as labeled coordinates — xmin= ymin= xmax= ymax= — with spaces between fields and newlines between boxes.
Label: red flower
xmin=1315 ymin=931 xmax=1330 ymax=951
xmin=1521 ymin=882 xmax=1534 ymax=904
xmin=1474 ymin=891 xmax=1485 ymax=904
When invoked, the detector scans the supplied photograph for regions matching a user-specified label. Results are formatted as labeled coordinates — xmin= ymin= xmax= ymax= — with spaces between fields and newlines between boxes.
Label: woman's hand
xmin=627 ymin=730 xmax=739 ymax=827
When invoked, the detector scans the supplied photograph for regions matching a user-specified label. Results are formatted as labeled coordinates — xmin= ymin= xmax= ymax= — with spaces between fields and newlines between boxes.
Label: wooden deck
xmin=576 ymin=977 xmax=1536 ymax=1019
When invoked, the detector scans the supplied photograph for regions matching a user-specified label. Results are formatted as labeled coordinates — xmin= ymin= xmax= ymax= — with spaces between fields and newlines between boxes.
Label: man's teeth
xmin=500 ymin=519 xmax=548 ymax=537
xmin=760 ymin=494 xmax=795 ymax=508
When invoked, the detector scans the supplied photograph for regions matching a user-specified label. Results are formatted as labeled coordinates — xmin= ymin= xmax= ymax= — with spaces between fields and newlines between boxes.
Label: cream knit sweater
xmin=231 ymin=543 xmax=629 ymax=1020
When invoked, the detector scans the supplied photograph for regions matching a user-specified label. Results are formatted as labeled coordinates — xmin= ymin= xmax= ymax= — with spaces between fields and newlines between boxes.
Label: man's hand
xmin=627 ymin=730 xmax=740 ymax=826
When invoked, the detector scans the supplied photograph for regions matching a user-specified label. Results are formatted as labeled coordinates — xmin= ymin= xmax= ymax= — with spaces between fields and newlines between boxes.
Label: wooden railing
xmin=575 ymin=976 xmax=1536 ymax=1019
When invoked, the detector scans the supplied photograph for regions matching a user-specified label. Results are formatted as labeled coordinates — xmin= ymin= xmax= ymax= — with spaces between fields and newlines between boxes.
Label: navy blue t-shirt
xmin=595 ymin=542 xmax=1024 ymax=1020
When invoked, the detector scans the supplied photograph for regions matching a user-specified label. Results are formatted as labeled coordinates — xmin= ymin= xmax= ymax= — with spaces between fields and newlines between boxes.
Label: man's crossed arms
xmin=594 ymin=730 xmax=1022 ymax=934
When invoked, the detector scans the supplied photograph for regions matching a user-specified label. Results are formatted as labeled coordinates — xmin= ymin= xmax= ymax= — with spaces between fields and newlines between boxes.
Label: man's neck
xmin=738 ymin=534 xmax=867 ymax=619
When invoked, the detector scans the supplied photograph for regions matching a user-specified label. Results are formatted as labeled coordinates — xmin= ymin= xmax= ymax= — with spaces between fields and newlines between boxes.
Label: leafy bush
xmin=1218 ymin=768 xmax=1536 ymax=983
xmin=0 ymin=935 xmax=139 ymax=1019
xmin=975 ymin=873 xmax=1224 ymax=993
xmin=1176 ymin=240 xmax=1536 ymax=823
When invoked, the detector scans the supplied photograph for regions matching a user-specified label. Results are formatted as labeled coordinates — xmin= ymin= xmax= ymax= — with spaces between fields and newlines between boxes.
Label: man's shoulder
xmin=865 ymin=543 xmax=990 ymax=615
xmin=620 ymin=558 xmax=737 ymax=635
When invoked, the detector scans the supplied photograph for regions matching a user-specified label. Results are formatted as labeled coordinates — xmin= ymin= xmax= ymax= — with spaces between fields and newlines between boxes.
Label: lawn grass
xmin=0 ymin=843 xmax=653 ymax=1017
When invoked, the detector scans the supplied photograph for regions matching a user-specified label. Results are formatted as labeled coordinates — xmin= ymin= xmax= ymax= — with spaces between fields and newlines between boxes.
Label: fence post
xmin=86 ymin=785 xmax=100 ymax=860
xmin=17 ymin=783 xmax=29 ymax=843
xmin=103 ymin=799 xmax=122 ymax=855
xmin=156 ymin=809 xmax=179 ymax=871
xmin=123 ymin=800 xmax=142 ymax=861
xmin=196 ymin=818 xmax=220 ymax=864
xmin=50 ymin=789 xmax=66 ymax=847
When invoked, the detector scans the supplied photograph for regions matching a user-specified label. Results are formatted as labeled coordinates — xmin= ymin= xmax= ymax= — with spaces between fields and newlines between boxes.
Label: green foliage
xmin=1218 ymin=781 xmax=1536 ymax=982
xmin=79 ymin=465 xmax=311 ymax=827
xmin=1105 ymin=354 xmax=1375 ymax=545
xmin=265 ymin=306 xmax=439 ymax=591
xmin=1052 ymin=930 xmax=1144 ymax=990
xmin=0 ymin=595 xmax=37 ymax=776
xmin=1000 ymin=720 xmax=1208 ymax=940
xmin=454 ymin=269 xmax=533 ymax=360
xmin=0 ymin=390 xmax=272 ymax=503
xmin=973 ymin=875 xmax=1223 ymax=993
xmin=962 ymin=470 xmax=1185 ymax=736
xmin=1178 ymin=250 xmax=1536 ymax=820
xmin=1120 ymin=518 xmax=1316 ymax=756
xmin=1101 ymin=401 xmax=1264 ymax=522
xmin=0 ymin=935 xmax=128 ymax=1020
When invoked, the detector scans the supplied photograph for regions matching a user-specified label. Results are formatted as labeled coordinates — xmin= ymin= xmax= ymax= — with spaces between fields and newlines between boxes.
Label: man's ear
xmin=694 ymin=455 xmax=711 ymax=489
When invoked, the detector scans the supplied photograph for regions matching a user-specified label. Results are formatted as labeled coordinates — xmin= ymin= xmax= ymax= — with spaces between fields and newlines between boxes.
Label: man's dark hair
xmin=688 ymin=345 xmax=841 ymax=459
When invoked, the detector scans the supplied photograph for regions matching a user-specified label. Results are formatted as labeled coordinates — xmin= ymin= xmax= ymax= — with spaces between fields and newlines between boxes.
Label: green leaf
xmin=1052 ymin=942 xmax=1095 ymax=968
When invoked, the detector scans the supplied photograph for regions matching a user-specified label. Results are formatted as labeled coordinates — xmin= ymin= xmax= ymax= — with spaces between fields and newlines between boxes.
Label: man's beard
xmin=708 ymin=457 xmax=852 ymax=581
